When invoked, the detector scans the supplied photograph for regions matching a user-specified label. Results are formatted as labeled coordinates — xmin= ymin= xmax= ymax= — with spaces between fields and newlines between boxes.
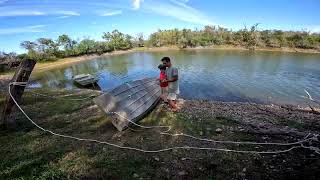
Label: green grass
xmin=0 ymin=90 xmax=318 ymax=179
xmin=0 ymin=69 xmax=14 ymax=76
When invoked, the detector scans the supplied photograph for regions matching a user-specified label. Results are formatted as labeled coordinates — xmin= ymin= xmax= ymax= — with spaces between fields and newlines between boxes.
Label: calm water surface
xmin=31 ymin=49 xmax=320 ymax=105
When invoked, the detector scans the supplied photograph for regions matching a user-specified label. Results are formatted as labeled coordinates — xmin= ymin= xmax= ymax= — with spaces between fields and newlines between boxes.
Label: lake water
xmin=31 ymin=49 xmax=320 ymax=105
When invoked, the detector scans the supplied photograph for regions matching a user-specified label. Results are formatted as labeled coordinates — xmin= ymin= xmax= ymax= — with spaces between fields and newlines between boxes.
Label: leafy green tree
xmin=133 ymin=33 xmax=145 ymax=47
xmin=58 ymin=34 xmax=77 ymax=56
xmin=58 ymin=34 xmax=72 ymax=49
xmin=147 ymin=31 xmax=162 ymax=47
xmin=36 ymin=38 xmax=58 ymax=54
xmin=273 ymin=30 xmax=286 ymax=47
xmin=20 ymin=41 xmax=37 ymax=52
xmin=102 ymin=30 xmax=133 ymax=50
xmin=20 ymin=41 xmax=38 ymax=59
xmin=74 ymin=39 xmax=97 ymax=55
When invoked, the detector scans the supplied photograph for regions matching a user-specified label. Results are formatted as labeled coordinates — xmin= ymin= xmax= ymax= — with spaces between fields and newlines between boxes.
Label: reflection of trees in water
xmin=71 ymin=61 xmax=99 ymax=75
xmin=234 ymin=52 xmax=256 ymax=79
xmin=257 ymin=52 xmax=282 ymax=75
xmin=102 ymin=56 xmax=130 ymax=77
xmin=64 ymin=68 xmax=73 ymax=80
xmin=63 ymin=59 xmax=111 ymax=78
xmin=41 ymin=69 xmax=72 ymax=89
xmin=107 ymin=61 xmax=129 ymax=76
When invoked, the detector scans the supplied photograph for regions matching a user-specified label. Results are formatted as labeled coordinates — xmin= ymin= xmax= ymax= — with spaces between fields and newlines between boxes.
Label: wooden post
xmin=1 ymin=59 xmax=36 ymax=129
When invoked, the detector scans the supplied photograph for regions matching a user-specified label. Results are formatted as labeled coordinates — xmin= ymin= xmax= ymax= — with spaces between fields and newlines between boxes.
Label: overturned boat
xmin=94 ymin=78 xmax=161 ymax=131
xmin=73 ymin=74 xmax=99 ymax=86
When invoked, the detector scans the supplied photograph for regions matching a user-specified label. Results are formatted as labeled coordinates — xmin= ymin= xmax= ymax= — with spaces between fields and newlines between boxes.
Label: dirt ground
xmin=0 ymin=89 xmax=319 ymax=179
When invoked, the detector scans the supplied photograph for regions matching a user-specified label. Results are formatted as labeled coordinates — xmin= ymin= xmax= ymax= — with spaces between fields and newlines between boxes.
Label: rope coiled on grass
xmin=6 ymin=82 xmax=320 ymax=154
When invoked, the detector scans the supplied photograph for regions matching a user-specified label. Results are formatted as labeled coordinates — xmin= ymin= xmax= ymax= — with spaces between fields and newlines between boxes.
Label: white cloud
xmin=0 ymin=10 xmax=45 ymax=17
xmin=0 ymin=25 xmax=47 ymax=35
xmin=0 ymin=9 xmax=80 ymax=17
xmin=176 ymin=0 xmax=189 ymax=3
xmin=55 ymin=11 xmax=80 ymax=16
xmin=142 ymin=0 xmax=214 ymax=25
xmin=101 ymin=10 xmax=122 ymax=16
xmin=57 ymin=16 xmax=70 ymax=19
xmin=132 ymin=0 xmax=144 ymax=10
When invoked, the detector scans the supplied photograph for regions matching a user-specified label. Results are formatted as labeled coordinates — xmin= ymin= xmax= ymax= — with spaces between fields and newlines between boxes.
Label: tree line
xmin=18 ymin=30 xmax=134 ymax=62
xmin=147 ymin=24 xmax=320 ymax=50
xmin=1 ymin=25 xmax=320 ymax=66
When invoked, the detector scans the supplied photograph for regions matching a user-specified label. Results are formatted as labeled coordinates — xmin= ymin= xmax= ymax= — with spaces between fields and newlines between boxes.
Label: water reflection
xmin=31 ymin=49 xmax=320 ymax=105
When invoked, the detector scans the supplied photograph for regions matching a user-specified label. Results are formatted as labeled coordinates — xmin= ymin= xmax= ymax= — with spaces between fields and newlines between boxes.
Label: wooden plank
xmin=1 ymin=59 xmax=36 ymax=129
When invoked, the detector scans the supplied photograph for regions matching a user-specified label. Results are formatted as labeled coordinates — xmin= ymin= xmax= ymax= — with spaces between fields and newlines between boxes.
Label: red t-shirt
xmin=159 ymin=71 xmax=168 ymax=87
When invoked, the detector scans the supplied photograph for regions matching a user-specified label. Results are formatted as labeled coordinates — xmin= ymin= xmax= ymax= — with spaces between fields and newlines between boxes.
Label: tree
xmin=102 ymin=30 xmax=133 ymax=50
xmin=20 ymin=41 xmax=37 ymax=51
xmin=147 ymin=31 xmax=162 ymax=47
xmin=135 ymin=33 xmax=145 ymax=47
xmin=36 ymin=38 xmax=57 ymax=54
xmin=20 ymin=41 xmax=38 ymax=59
xmin=240 ymin=23 xmax=260 ymax=50
xmin=58 ymin=34 xmax=72 ymax=49
xmin=58 ymin=34 xmax=77 ymax=56
xmin=273 ymin=30 xmax=286 ymax=47
xmin=74 ymin=39 xmax=97 ymax=55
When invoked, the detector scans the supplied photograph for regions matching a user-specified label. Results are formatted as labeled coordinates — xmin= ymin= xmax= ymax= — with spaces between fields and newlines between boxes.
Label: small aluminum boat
xmin=73 ymin=74 xmax=98 ymax=86
xmin=94 ymin=77 xmax=161 ymax=131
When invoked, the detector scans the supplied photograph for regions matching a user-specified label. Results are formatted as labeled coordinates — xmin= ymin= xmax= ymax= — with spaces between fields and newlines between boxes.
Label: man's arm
xmin=164 ymin=68 xmax=178 ymax=82
xmin=166 ymin=76 xmax=178 ymax=82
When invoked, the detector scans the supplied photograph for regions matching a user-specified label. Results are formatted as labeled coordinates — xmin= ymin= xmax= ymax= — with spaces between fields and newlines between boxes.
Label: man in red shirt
xmin=158 ymin=64 xmax=168 ymax=102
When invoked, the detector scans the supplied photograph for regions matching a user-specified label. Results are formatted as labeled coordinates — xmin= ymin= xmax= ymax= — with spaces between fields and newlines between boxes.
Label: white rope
xmin=303 ymin=89 xmax=320 ymax=105
xmin=27 ymin=91 xmax=96 ymax=101
xmin=112 ymin=112 xmax=318 ymax=146
xmin=2 ymin=82 xmax=96 ymax=101
xmin=7 ymin=82 xmax=319 ymax=154
xmin=301 ymin=144 xmax=320 ymax=155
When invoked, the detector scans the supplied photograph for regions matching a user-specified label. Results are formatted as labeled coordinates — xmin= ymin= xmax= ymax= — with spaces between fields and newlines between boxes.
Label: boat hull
xmin=73 ymin=74 xmax=99 ymax=86
xmin=94 ymin=78 xmax=161 ymax=131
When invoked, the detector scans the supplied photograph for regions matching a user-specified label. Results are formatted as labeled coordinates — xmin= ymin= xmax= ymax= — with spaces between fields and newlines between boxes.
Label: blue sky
xmin=0 ymin=0 xmax=319 ymax=53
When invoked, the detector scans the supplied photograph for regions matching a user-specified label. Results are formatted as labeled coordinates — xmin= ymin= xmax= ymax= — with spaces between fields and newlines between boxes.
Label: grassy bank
xmin=0 ymin=89 xmax=319 ymax=179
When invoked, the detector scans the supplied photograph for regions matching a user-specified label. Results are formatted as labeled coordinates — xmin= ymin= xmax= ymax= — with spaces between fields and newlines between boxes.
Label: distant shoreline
xmin=141 ymin=45 xmax=320 ymax=54
xmin=1 ymin=45 xmax=319 ymax=81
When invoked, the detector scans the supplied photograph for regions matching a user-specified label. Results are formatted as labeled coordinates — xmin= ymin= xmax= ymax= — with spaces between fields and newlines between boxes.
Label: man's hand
xmin=161 ymin=79 xmax=168 ymax=83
